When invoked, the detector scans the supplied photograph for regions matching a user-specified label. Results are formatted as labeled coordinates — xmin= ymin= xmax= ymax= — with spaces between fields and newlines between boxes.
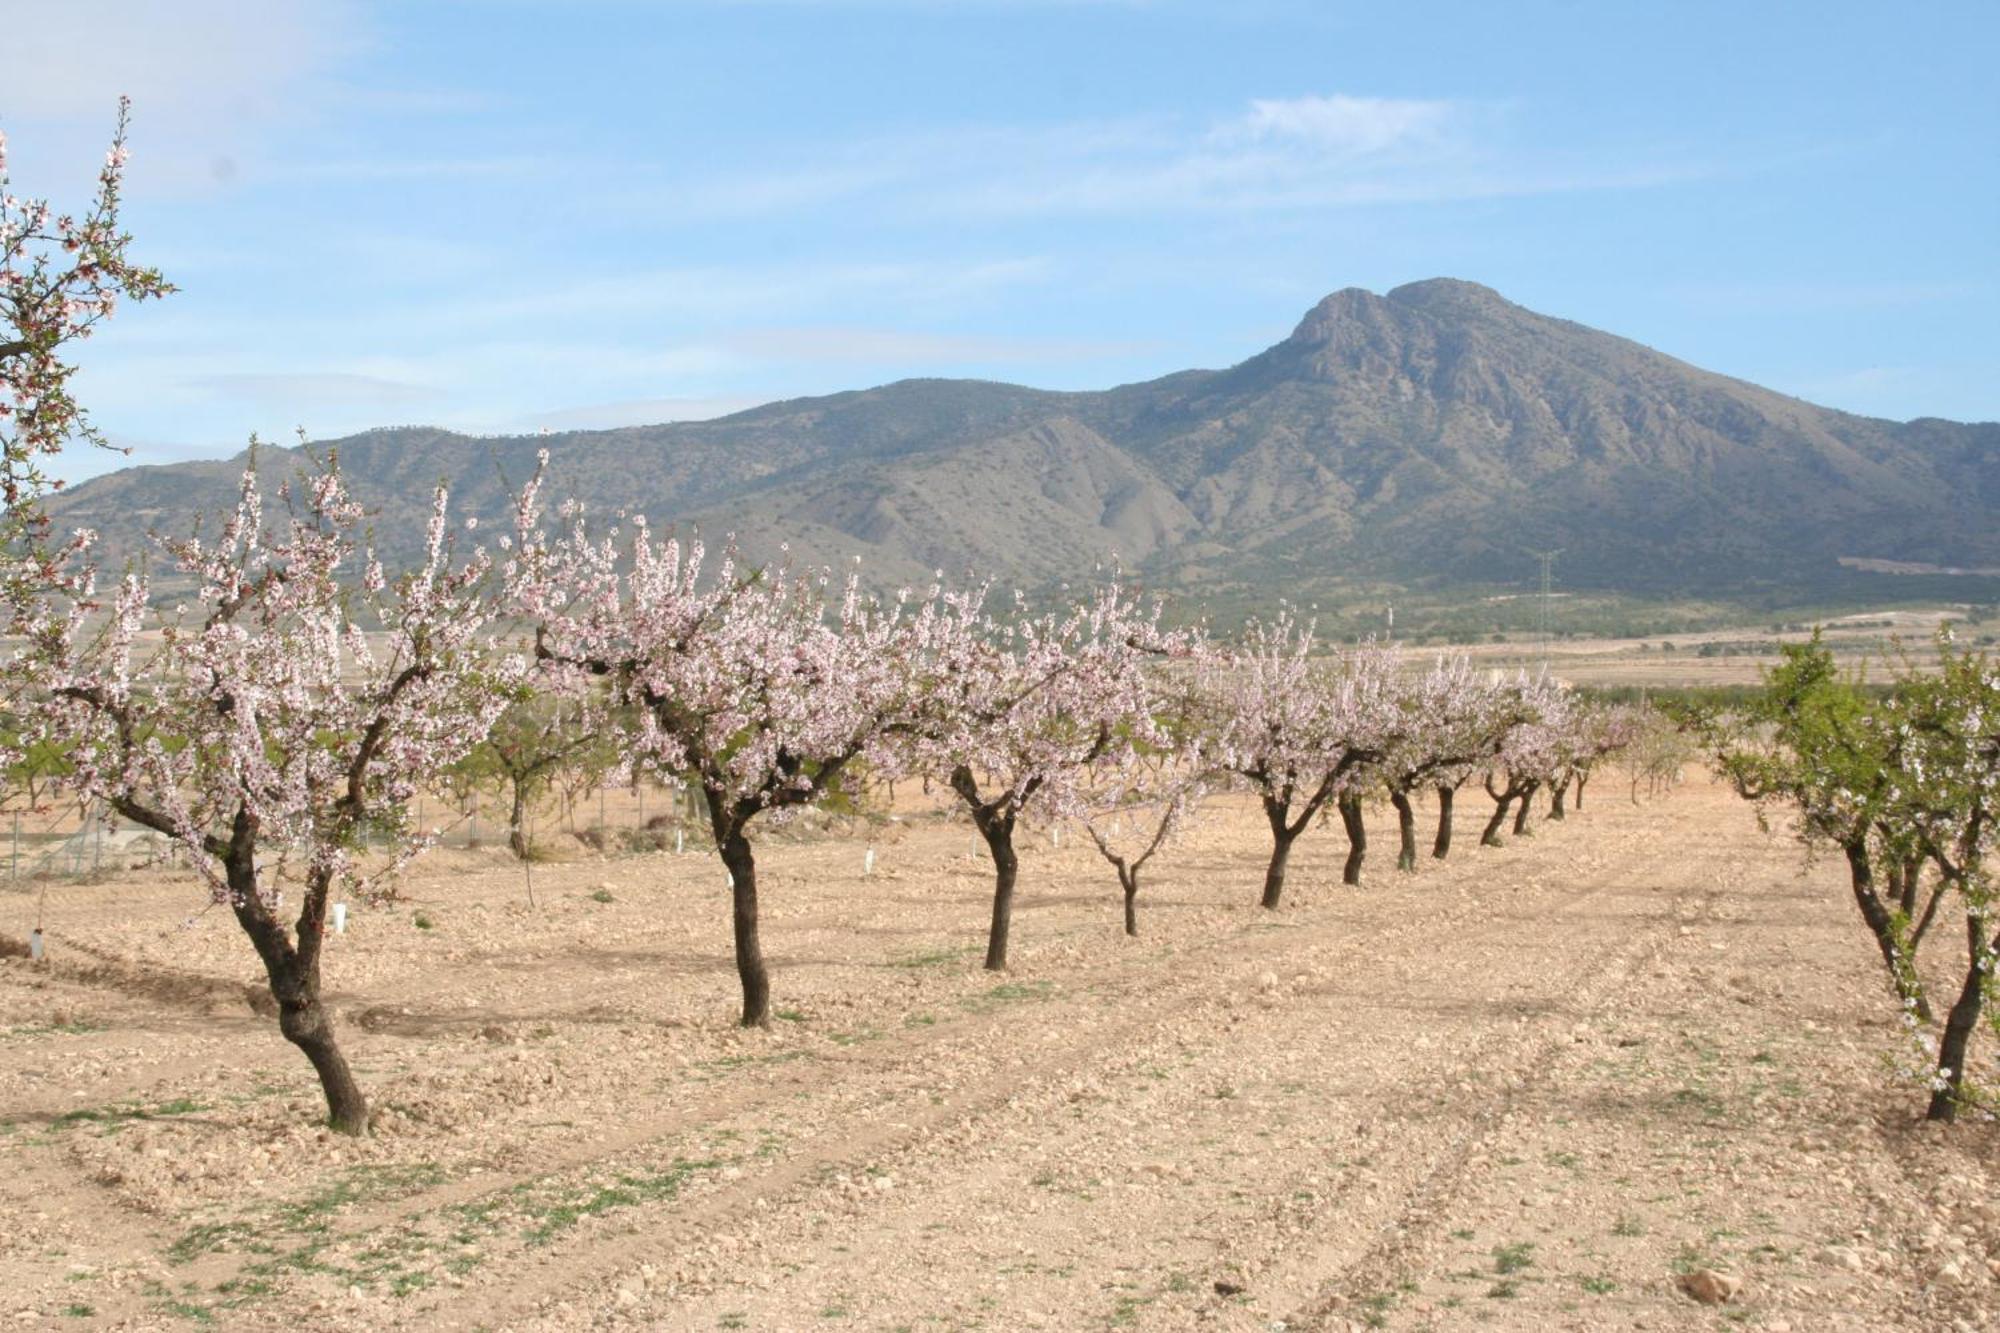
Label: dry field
xmin=1452 ymin=607 xmax=1967 ymax=688
xmin=2 ymin=778 xmax=1996 ymax=1332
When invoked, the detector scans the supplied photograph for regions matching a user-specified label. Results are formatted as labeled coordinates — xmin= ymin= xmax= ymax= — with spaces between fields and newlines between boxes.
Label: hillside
xmin=52 ymin=279 xmax=2000 ymax=616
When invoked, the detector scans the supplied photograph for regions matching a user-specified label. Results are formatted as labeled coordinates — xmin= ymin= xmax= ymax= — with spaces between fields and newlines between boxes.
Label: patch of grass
xmin=885 ymin=947 xmax=969 ymax=969
xmin=903 ymin=1011 xmax=936 ymax=1027
xmin=61 ymin=1305 xmax=95 ymax=1319
xmin=30 ymin=1096 xmax=207 ymax=1137
xmin=1670 ymin=1086 xmax=1727 ymax=1120
xmin=1491 ymin=1241 xmax=1536 ymax=1275
xmin=1579 ymin=1275 xmax=1617 ymax=1295
xmin=956 ymin=979 xmax=1054 ymax=1011
xmin=154 ymin=1298 xmax=216 ymax=1325
xmin=1671 ymin=1242 xmax=1719 ymax=1276
xmin=589 ymin=889 xmax=614 ymax=904
xmin=1357 ymin=1291 xmax=1400 ymax=1327
xmin=773 ymin=1008 xmax=807 ymax=1023
xmin=1611 ymin=1214 xmax=1646 ymax=1237
xmin=413 ymin=912 xmax=435 ymax=930
xmin=167 ymin=1222 xmax=258 ymax=1266
xmin=519 ymin=1157 xmax=722 ymax=1246
xmin=3 ymin=1019 xmax=106 ymax=1041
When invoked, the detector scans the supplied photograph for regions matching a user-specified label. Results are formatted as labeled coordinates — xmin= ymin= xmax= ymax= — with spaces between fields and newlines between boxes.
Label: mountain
xmin=51 ymin=279 xmax=2000 ymax=615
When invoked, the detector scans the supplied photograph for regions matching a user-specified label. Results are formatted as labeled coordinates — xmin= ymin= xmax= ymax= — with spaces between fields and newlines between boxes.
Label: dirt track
xmin=2 ymin=778 xmax=1996 ymax=1331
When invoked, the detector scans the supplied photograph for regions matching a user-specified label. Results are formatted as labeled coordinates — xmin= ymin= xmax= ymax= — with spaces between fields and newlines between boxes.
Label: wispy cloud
xmin=1222 ymin=94 xmax=1455 ymax=153
xmin=523 ymin=395 xmax=772 ymax=432
xmin=636 ymin=93 xmax=1704 ymax=224
xmin=187 ymin=372 xmax=444 ymax=411
xmin=729 ymin=327 xmax=1157 ymax=364
xmin=1661 ymin=280 xmax=1978 ymax=313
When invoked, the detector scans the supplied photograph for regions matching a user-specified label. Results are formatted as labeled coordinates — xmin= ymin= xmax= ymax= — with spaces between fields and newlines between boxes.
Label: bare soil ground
xmin=1455 ymin=607 xmax=1966 ymax=688
xmin=2 ymin=778 xmax=1996 ymax=1332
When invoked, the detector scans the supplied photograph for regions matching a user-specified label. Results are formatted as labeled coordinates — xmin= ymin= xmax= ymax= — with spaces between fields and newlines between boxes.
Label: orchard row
xmin=10 ymin=458 xmax=1660 ymax=1134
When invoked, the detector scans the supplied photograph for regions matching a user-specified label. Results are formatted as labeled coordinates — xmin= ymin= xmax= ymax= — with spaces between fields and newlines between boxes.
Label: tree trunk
xmin=1433 ymin=785 xmax=1455 ymax=860
xmin=1574 ymin=769 xmax=1588 ymax=810
xmin=230 ymin=860 xmax=369 ymax=1134
xmin=1480 ymin=794 xmax=1511 ymax=848
xmin=1512 ymin=782 xmax=1538 ymax=836
xmin=716 ymin=821 xmax=770 ymax=1027
xmin=1338 ymin=795 xmax=1367 ymax=886
xmin=1260 ymin=798 xmax=1297 ymax=910
xmin=508 ymin=780 xmax=530 ymax=859
xmin=1121 ymin=865 xmax=1139 ymax=937
xmin=1898 ymin=856 xmax=1923 ymax=918
xmin=1390 ymin=788 xmax=1418 ymax=872
xmin=1926 ymin=916 xmax=1995 ymax=1122
xmin=979 ymin=816 xmax=1019 ymax=969
xmin=1843 ymin=839 xmax=1930 ymax=1024
xmin=1549 ymin=778 xmax=1569 ymax=821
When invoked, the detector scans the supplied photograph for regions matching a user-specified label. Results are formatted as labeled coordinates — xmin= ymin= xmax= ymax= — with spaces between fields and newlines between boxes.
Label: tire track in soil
xmin=269 ymin=826 xmax=1591 ymax=1236
xmin=20 ymin=800 xmax=1654 ymax=1330
xmin=1273 ymin=841 xmax=1723 ymax=1330
xmin=437 ymin=813 xmax=1693 ymax=1329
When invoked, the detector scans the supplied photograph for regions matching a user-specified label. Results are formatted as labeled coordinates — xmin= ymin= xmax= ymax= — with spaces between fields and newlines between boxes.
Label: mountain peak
xmin=1385 ymin=276 xmax=1513 ymax=314
xmin=1286 ymin=278 xmax=1522 ymax=349
xmin=1286 ymin=285 xmax=1396 ymax=346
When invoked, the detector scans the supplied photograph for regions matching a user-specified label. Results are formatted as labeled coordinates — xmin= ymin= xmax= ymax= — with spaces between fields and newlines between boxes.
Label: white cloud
xmin=1 ymin=0 xmax=356 ymax=123
xmin=1226 ymin=94 xmax=1455 ymax=153
xmin=0 ymin=1 xmax=362 ymax=191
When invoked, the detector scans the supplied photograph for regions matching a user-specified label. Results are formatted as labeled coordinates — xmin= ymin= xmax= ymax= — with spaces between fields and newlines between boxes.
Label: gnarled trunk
xmin=1480 ymin=792 xmax=1512 ymax=848
xmin=1390 ymin=788 xmax=1418 ymax=872
xmin=1338 ymin=795 xmax=1367 ymax=886
xmin=1260 ymin=797 xmax=1298 ymax=910
xmin=1432 ymin=785 xmax=1455 ymax=859
xmin=1573 ymin=769 xmax=1588 ymax=810
xmin=716 ymin=825 xmax=769 ymax=1027
xmin=1511 ymin=781 xmax=1538 ymax=836
xmin=508 ymin=780 xmax=530 ymax=859
xmin=1927 ymin=915 xmax=1996 ymax=1122
xmin=978 ymin=816 xmax=1020 ymax=970
xmin=1549 ymin=778 xmax=1570 ymax=821
xmin=231 ymin=856 xmax=368 ymax=1134
xmin=1843 ymin=839 xmax=1930 ymax=1024
xmin=1120 ymin=863 xmax=1140 ymax=937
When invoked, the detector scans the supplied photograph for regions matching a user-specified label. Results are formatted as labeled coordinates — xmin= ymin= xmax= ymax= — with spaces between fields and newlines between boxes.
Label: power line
xmin=1532 ymin=548 xmax=1562 ymax=670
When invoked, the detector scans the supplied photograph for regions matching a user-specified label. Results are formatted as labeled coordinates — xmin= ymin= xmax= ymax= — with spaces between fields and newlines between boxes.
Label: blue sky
xmin=7 ymin=0 xmax=1997 ymax=481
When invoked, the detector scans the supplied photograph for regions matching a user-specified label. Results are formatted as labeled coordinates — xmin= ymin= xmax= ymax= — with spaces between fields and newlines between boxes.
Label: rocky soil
xmin=1 ymin=778 xmax=1994 ymax=1331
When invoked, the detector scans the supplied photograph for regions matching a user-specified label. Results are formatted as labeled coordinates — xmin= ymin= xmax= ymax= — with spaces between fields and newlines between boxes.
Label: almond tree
xmin=1886 ymin=644 xmax=2000 ymax=1120
xmin=1722 ymin=634 xmax=2000 ymax=1119
xmin=1550 ymin=703 xmax=1642 ymax=818
xmin=455 ymin=694 xmax=618 ymax=858
xmin=1715 ymin=638 xmax=1933 ymax=1020
xmin=1193 ymin=613 xmax=1396 ymax=908
xmin=895 ymin=580 xmax=1173 ymax=970
xmin=513 ymin=478 xmax=949 ymax=1022
xmin=1076 ymin=647 xmax=1217 ymax=936
xmin=1480 ymin=680 xmax=1572 ymax=847
xmin=17 ymin=458 xmax=513 ymax=1132
xmin=1 ymin=98 xmax=173 ymax=518
xmin=1379 ymin=658 xmax=1524 ymax=872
